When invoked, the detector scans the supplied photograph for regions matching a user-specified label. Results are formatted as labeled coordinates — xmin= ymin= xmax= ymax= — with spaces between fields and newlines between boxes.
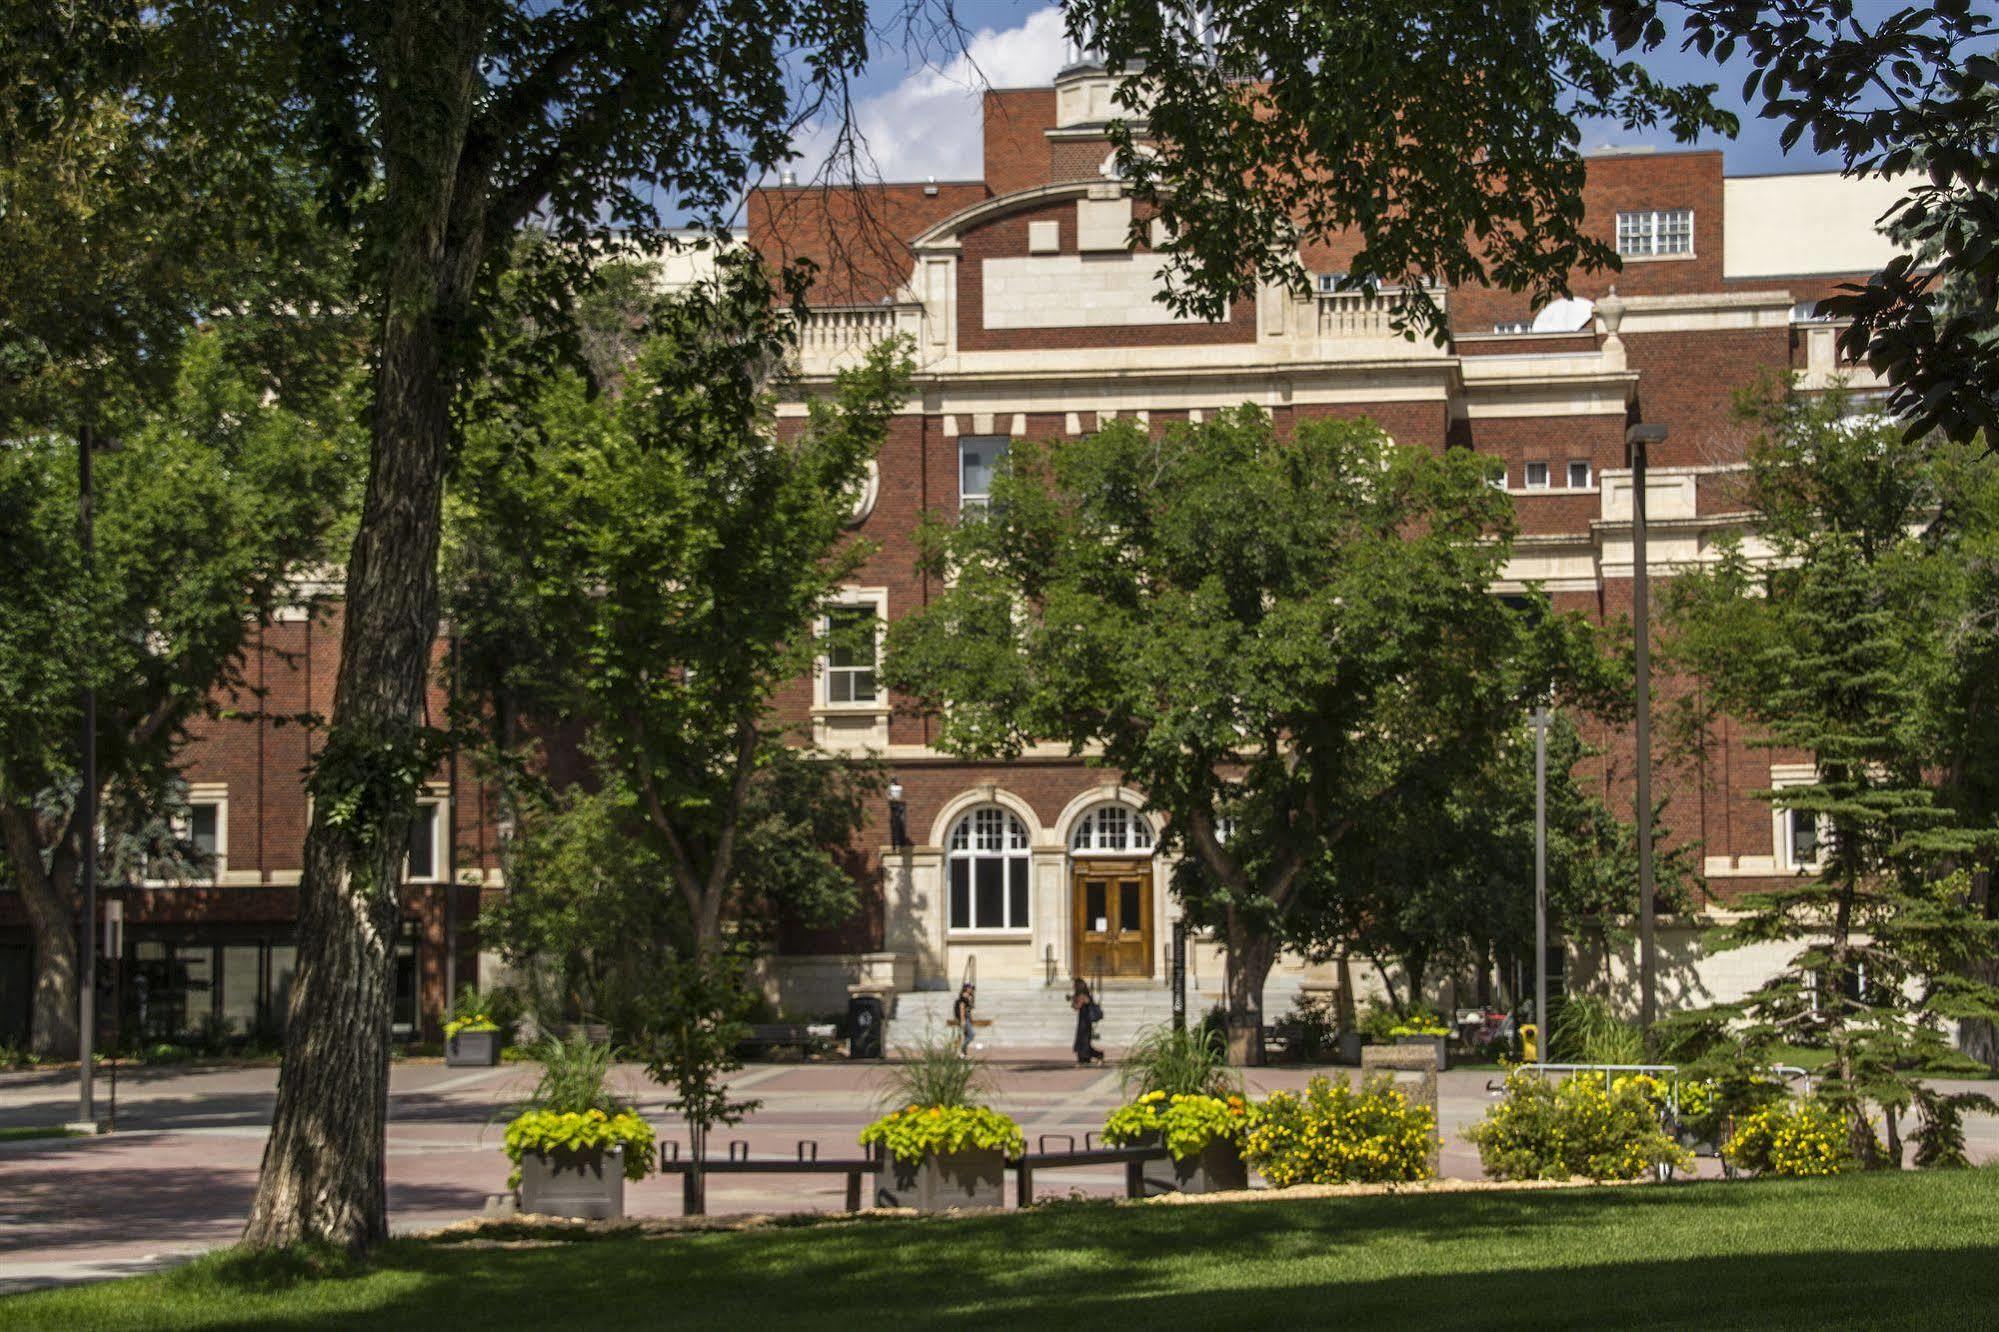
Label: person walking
xmin=1071 ymin=977 xmax=1104 ymax=1065
xmin=953 ymin=982 xmax=977 ymax=1056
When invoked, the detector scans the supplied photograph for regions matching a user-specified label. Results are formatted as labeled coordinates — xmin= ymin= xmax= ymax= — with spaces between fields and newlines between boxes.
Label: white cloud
xmin=789 ymin=6 xmax=1070 ymax=184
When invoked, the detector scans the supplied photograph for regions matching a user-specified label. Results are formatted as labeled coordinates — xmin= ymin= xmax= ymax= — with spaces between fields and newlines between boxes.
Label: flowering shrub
xmin=1242 ymin=1074 xmax=1436 ymax=1187
xmin=504 ymin=1108 xmax=656 ymax=1188
xmin=1723 ymin=1099 xmax=1852 ymax=1178
xmin=1101 ymin=1090 xmax=1252 ymax=1159
xmin=1467 ymin=1070 xmax=1692 ymax=1181
xmin=445 ymin=1014 xmax=502 ymax=1040
xmin=860 ymin=1104 xmax=1026 ymax=1165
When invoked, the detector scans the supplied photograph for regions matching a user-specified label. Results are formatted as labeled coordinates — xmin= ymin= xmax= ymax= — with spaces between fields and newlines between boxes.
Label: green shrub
xmin=1120 ymin=1023 xmax=1236 ymax=1099
xmin=503 ymin=1108 xmax=656 ymax=1188
xmin=1101 ymin=1090 xmax=1253 ymax=1159
xmin=448 ymin=985 xmax=518 ymax=1041
xmin=1723 ymin=1098 xmax=1852 ymax=1178
xmin=1468 ymin=1070 xmax=1692 ymax=1181
xmin=1551 ymin=995 xmax=1645 ymax=1066
xmin=1242 ymin=1074 xmax=1436 ymax=1187
xmin=1357 ymin=1000 xmax=1403 ymax=1043
xmin=860 ymin=1104 xmax=1025 ymax=1164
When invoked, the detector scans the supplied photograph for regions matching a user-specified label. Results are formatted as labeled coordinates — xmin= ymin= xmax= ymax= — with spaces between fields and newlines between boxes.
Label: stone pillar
xmin=1362 ymin=1044 xmax=1442 ymax=1176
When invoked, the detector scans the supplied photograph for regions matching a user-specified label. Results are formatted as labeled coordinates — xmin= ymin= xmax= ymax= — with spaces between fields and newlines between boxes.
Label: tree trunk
xmin=1 ymin=803 xmax=79 ymax=1058
xmin=1960 ymin=870 xmax=1999 ymax=1070
xmin=242 ymin=1 xmax=486 ymax=1253
xmin=1223 ymin=912 xmax=1275 ymax=1066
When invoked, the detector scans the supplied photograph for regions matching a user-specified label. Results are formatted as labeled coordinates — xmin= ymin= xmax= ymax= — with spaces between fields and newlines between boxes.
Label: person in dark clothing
xmin=1071 ymin=977 xmax=1104 ymax=1065
xmin=953 ymin=983 xmax=976 ymax=1056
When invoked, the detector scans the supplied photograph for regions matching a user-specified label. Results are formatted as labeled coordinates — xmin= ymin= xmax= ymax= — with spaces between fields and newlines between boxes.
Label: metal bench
xmin=653 ymin=1134 xmax=1173 ymax=1215
xmin=735 ymin=1022 xmax=836 ymax=1057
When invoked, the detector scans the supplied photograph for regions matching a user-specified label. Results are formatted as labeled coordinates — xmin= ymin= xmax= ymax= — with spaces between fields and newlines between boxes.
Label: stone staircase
xmin=886 ymin=976 xmax=1309 ymax=1051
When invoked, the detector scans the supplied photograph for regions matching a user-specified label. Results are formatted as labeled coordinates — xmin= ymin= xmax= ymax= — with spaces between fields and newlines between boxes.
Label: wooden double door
xmin=1072 ymin=860 xmax=1153 ymax=979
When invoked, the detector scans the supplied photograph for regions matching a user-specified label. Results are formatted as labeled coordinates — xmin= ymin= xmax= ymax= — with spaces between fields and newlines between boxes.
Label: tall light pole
xmin=73 ymin=423 xmax=102 ymax=1133
xmin=1627 ymin=421 xmax=1667 ymax=1051
xmin=1533 ymin=705 xmax=1549 ymax=1064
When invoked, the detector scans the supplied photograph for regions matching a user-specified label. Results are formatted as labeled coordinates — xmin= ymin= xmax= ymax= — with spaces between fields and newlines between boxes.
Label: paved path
xmin=3 ymin=1056 xmax=1995 ymax=1295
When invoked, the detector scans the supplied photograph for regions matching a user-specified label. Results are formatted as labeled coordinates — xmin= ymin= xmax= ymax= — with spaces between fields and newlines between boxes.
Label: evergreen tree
xmin=1668 ymin=388 xmax=1999 ymax=1164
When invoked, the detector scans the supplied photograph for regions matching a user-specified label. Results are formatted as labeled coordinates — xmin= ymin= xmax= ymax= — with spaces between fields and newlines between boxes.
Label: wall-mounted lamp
xmin=887 ymin=778 xmax=910 ymax=850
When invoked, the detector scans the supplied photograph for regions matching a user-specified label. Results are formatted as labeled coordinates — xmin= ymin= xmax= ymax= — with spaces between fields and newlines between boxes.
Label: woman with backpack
xmin=1071 ymin=977 xmax=1104 ymax=1065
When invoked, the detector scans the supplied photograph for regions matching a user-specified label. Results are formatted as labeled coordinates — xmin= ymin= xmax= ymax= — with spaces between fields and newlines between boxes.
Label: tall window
xmin=1781 ymin=806 xmax=1826 ymax=873
xmin=406 ymin=799 xmax=444 ymax=882
xmin=1616 ymin=208 xmax=1694 ymax=257
xmin=1070 ymin=804 xmax=1155 ymax=855
xmin=947 ymin=806 xmax=1031 ymax=931
xmin=1566 ymin=460 xmax=1592 ymax=489
xmin=959 ymin=436 xmax=1009 ymax=512
xmin=823 ymin=604 xmax=880 ymax=705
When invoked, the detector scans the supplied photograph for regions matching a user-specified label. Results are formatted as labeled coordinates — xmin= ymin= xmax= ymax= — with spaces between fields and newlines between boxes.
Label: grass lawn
xmin=0 ymin=1124 xmax=80 ymax=1142
xmin=10 ymin=1169 xmax=1999 ymax=1330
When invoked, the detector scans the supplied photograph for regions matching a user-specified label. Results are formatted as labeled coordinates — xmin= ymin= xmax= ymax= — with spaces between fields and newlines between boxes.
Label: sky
xmin=783 ymin=0 xmax=1877 ymax=190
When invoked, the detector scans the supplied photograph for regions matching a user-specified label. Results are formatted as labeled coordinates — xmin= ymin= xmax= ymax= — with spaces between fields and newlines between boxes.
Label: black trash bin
xmin=847 ymin=993 xmax=885 ymax=1060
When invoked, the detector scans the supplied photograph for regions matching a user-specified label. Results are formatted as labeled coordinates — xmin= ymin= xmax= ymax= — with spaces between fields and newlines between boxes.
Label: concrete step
xmin=886 ymin=978 xmax=1311 ymax=1049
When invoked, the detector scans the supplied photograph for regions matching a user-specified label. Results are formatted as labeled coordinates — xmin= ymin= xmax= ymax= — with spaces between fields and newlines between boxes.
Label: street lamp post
xmin=1533 ymin=705 xmax=1549 ymax=1063
xmin=73 ymin=423 xmax=102 ymax=1133
xmin=1626 ymin=422 xmax=1667 ymax=1050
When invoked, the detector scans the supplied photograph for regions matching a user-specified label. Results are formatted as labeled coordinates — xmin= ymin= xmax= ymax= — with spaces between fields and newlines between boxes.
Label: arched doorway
xmin=1068 ymin=804 xmax=1156 ymax=979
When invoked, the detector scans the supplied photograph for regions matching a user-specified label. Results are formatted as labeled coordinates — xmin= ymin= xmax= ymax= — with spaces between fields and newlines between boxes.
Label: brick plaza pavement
xmin=5 ymin=1053 xmax=1993 ymax=1293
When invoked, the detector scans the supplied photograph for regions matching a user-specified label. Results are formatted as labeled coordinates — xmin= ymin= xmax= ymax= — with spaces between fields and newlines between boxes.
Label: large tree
xmin=29 ymin=0 xmax=884 ymax=1251
xmin=0 ymin=336 xmax=357 ymax=1055
xmin=459 ymin=258 xmax=909 ymax=1018
xmin=1666 ymin=388 xmax=1999 ymax=1162
xmin=1069 ymin=0 xmax=1998 ymax=443
xmin=885 ymin=410 xmax=1600 ymax=1063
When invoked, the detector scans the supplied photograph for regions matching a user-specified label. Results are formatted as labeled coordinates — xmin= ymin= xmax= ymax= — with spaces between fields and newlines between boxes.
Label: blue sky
xmin=792 ymin=0 xmax=1880 ymax=187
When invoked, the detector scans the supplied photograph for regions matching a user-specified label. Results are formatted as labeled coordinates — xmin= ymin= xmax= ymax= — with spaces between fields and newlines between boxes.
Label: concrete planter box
xmin=1396 ymin=1034 xmax=1448 ymax=1071
xmin=446 ymin=1029 xmax=502 ymax=1067
xmin=518 ymin=1146 xmax=625 ymax=1220
xmin=874 ymin=1148 xmax=1006 ymax=1211
xmin=1140 ymin=1138 xmax=1249 ymax=1196
xmin=1335 ymin=1031 xmax=1365 ymax=1066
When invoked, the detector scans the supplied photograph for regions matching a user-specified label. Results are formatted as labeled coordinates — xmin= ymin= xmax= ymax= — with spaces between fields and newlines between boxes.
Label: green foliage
xmin=1911 ymin=1087 xmax=1999 ymax=1170
xmin=880 ymin=1029 xmax=992 ymax=1111
xmin=885 ymin=408 xmax=1604 ymax=1053
xmin=1723 ymin=1099 xmax=1853 ymax=1179
xmin=858 ymin=1105 xmax=1026 ymax=1166
xmin=1387 ymin=1014 xmax=1452 ymax=1040
xmin=1468 ymin=1070 xmax=1693 ymax=1182
xmin=450 ymin=251 xmax=906 ymax=961
xmin=1119 ymin=1024 xmax=1236 ymax=1099
xmin=524 ymin=1036 xmax=627 ymax=1119
xmin=1357 ymin=1000 xmax=1405 ymax=1044
xmin=1664 ymin=386 xmax=1999 ymax=1163
xmin=1102 ymin=1090 xmax=1253 ymax=1161
xmin=1067 ymin=1 xmax=1734 ymax=335
xmin=1242 ymin=1074 xmax=1436 ymax=1187
xmin=638 ymin=951 xmax=762 ymax=1164
xmin=503 ymin=1109 xmax=655 ymax=1188
xmin=1551 ymin=995 xmax=1646 ymax=1066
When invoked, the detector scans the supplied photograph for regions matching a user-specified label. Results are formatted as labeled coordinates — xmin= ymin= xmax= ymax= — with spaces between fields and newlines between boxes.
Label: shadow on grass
xmin=85 ymin=1171 xmax=1972 ymax=1331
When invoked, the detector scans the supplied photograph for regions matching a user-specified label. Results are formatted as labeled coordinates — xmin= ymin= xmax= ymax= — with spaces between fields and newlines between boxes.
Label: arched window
xmin=948 ymin=806 xmax=1031 ymax=931
xmin=1070 ymin=804 xmax=1155 ymax=855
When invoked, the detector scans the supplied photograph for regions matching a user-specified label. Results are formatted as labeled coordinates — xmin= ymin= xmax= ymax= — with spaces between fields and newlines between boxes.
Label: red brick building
xmin=0 ymin=61 xmax=1911 ymax=1047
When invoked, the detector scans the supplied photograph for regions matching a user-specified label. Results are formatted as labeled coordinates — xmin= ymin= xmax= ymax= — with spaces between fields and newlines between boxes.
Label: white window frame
xmin=1771 ymin=767 xmax=1829 ymax=874
xmin=1615 ymin=208 xmax=1694 ymax=258
xmin=148 ymin=786 xmax=229 ymax=886
xmin=1566 ymin=460 xmax=1592 ymax=489
xmin=817 ymin=588 xmax=886 ymax=711
xmin=946 ymin=805 xmax=1033 ymax=933
xmin=958 ymin=435 xmax=1010 ymax=513
xmin=406 ymin=793 xmax=448 ymax=884
xmin=1523 ymin=461 xmax=1552 ymax=490
xmin=1070 ymin=803 xmax=1156 ymax=856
